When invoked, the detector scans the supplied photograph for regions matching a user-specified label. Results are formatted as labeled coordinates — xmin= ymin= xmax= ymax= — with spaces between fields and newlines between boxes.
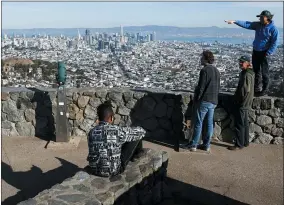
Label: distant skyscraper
xmin=120 ymin=25 xmax=124 ymax=44
xmin=68 ymin=40 xmax=74 ymax=48
xmin=85 ymin=29 xmax=92 ymax=45
xmin=85 ymin=29 xmax=91 ymax=36
xmin=150 ymin=33 xmax=153 ymax=41
xmin=136 ymin=33 xmax=140 ymax=42
xmin=115 ymin=40 xmax=119 ymax=48
xmin=152 ymin=32 xmax=156 ymax=41
xmin=103 ymin=33 xmax=108 ymax=40
xmin=77 ymin=29 xmax=81 ymax=40
xmin=98 ymin=40 xmax=104 ymax=50
xmin=120 ymin=25 xmax=123 ymax=37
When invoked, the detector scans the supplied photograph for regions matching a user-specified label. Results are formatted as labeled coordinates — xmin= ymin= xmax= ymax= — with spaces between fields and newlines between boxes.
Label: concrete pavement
xmin=1 ymin=136 xmax=283 ymax=205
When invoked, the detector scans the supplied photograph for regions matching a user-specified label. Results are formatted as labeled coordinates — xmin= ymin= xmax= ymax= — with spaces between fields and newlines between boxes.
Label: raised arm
xmin=266 ymin=28 xmax=279 ymax=55
xmin=119 ymin=126 xmax=146 ymax=143
xmin=225 ymin=20 xmax=259 ymax=30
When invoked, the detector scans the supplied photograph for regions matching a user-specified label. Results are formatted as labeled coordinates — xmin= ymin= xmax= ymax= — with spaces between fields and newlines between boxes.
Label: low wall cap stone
xmin=17 ymin=149 xmax=168 ymax=205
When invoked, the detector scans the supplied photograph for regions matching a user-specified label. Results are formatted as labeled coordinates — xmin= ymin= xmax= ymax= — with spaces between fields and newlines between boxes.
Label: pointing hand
xmin=224 ymin=20 xmax=236 ymax=24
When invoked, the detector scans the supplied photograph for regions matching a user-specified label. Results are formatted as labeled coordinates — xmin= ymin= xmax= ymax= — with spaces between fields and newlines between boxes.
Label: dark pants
xmin=120 ymin=140 xmax=142 ymax=171
xmin=252 ymin=50 xmax=269 ymax=92
xmin=234 ymin=108 xmax=249 ymax=148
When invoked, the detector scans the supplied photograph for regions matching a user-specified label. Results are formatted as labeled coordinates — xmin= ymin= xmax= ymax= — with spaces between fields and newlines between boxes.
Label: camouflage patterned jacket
xmin=87 ymin=121 xmax=146 ymax=177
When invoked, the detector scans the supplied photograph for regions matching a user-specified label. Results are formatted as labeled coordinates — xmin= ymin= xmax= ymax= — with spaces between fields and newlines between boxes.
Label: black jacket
xmin=194 ymin=64 xmax=220 ymax=105
xmin=234 ymin=68 xmax=255 ymax=109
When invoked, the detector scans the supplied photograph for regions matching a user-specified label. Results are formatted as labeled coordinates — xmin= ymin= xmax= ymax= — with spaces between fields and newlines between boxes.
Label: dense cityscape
xmin=1 ymin=26 xmax=284 ymax=94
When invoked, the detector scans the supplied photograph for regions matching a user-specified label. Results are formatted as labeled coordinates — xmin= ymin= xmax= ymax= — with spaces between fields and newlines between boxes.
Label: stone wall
xmin=18 ymin=148 xmax=169 ymax=205
xmin=1 ymin=87 xmax=284 ymax=145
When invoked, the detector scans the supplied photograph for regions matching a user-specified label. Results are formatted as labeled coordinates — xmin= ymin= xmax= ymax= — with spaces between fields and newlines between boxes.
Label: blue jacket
xmin=235 ymin=20 xmax=279 ymax=55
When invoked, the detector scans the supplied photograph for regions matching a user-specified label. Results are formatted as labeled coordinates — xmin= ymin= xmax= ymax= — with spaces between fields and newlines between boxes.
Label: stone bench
xmin=18 ymin=148 xmax=169 ymax=205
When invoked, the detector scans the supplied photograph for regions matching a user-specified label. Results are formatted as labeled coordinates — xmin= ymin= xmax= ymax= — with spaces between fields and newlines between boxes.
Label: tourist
xmin=182 ymin=94 xmax=206 ymax=145
xmin=182 ymin=50 xmax=220 ymax=152
xmin=86 ymin=101 xmax=146 ymax=177
xmin=228 ymin=55 xmax=255 ymax=151
xmin=225 ymin=10 xmax=279 ymax=96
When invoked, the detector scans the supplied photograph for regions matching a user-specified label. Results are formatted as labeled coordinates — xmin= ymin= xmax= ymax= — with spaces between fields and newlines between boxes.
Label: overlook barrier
xmin=1 ymin=87 xmax=284 ymax=146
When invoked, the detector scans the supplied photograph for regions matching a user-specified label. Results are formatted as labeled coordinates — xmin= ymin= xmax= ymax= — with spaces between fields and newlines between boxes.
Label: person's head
xmin=97 ymin=101 xmax=114 ymax=123
xmin=238 ymin=55 xmax=252 ymax=70
xmin=257 ymin=10 xmax=273 ymax=25
xmin=200 ymin=50 xmax=214 ymax=66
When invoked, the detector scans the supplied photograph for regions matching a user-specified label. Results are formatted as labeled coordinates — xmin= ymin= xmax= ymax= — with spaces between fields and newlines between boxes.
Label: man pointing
xmin=225 ymin=10 xmax=279 ymax=96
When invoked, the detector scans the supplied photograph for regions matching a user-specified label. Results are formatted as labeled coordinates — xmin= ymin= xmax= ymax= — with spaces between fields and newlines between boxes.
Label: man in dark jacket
xmin=182 ymin=50 xmax=220 ymax=152
xmin=228 ymin=55 xmax=255 ymax=151
xmin=225 ymin=10 xmax=279 ymax=96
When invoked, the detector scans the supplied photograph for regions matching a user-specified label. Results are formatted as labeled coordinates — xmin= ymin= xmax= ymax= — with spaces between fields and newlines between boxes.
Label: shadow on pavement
xmin=2 ymin=158 xmax=248 ymax=205
xmin=2 ymin=158 xmax=81 ymax=205
xmin=163 ymin=177 xmax=249 ymax=205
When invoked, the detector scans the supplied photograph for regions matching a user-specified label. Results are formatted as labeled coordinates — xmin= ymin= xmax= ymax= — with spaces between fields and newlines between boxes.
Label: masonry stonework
xmin=17 ymin=148 xmax=169 ymax=205
xmin=1 ymin=87 xmax=284 ymax=145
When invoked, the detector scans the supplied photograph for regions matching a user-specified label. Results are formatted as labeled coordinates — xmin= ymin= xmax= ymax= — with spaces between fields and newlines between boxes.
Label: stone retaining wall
xmin=18 ymin=148 xmax=169 ymax=205
xmin=1 ymin=87 xmax=284 ymax=145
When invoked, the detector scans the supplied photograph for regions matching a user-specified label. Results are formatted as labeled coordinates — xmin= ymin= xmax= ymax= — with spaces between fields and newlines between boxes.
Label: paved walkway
xmin=1 ymin=136 xmax=283 ymax=205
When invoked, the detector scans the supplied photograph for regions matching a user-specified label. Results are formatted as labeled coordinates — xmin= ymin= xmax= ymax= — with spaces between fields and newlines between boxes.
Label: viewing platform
xmin=2 ymin=137 xmax=283 ymax=205
xmin=1 ymin=87 xmax=283 ymax=205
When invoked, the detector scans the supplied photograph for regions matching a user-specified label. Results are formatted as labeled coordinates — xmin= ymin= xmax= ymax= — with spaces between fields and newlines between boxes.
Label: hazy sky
xmin=2 ymin=2 xmax=283 ymax=29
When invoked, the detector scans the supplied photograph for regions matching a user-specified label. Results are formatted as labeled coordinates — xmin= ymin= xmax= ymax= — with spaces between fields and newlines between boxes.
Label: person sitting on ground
xmin=87 ymin=101 xmax=146 ymax=177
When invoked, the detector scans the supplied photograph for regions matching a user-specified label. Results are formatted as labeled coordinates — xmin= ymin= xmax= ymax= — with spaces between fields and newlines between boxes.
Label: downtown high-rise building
xmin=120 ymin=25 xmax=124 ymax=44
xmin=85 ymin=29 xmax=92 ymax=45
xmin=77 ymin=29 xmax=81 ymax=40
xmin=150 ymin=32 xmax=156 ymax=41
xmin=98 ymin=40 xmax=104 ymax=50
xmin=120 ymin=25 xmax=123 ymax=37
xmin=147 ymin=34 xmax=151 ymax=42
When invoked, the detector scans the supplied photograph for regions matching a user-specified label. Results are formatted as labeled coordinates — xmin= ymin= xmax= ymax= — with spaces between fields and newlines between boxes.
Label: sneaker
xmin=197 ymin=144 xmax=210 ymax=152
xmin=189 ymin=146 xmax=197 ymax=152
xmin=227 ymin=146 xmax=243 ymax=151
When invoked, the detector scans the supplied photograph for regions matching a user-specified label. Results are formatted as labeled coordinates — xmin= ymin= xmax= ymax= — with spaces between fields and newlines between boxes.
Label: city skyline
xmin=2 ymin=2 xmax=283 ymax=29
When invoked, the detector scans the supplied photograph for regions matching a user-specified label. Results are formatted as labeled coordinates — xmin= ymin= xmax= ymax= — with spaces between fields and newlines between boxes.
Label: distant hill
xmin=2 ymin=25 xmax=283 ymax=39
